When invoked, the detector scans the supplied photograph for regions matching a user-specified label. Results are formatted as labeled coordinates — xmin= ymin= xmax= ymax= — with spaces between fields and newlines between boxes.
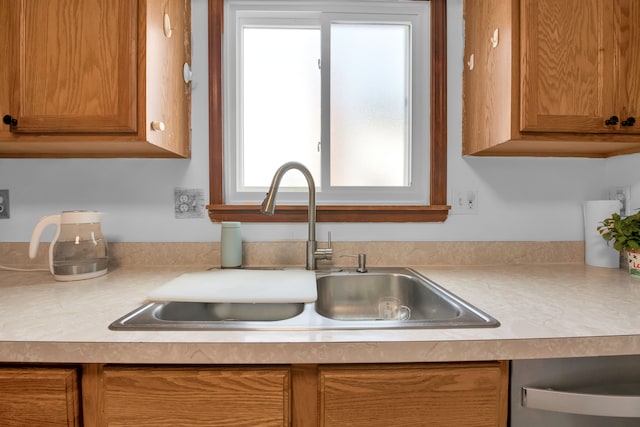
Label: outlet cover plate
xmin=0 ymin=189 xmax=9 ymax=219
xmin=174 ymin=188 xmax=205 ymax=219
xmin=609 ymin=186 xmax=631 ymax=216
xmin=450 ymin=188 xmax=478 ymax=215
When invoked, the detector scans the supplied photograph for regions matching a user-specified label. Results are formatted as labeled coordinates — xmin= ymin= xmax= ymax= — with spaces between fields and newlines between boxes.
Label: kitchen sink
xmin=109 ymin=268 xmax=499 ymax=331
xmin=156 ymin=302 xmax=304 ymax=322
xmin=315 ymin=272 xmax=462 ymax=321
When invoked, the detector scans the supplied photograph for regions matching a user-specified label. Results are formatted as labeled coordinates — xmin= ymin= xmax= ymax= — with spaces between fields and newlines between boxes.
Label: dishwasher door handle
xmin=522 ymin=386 xmax=640 ymax=418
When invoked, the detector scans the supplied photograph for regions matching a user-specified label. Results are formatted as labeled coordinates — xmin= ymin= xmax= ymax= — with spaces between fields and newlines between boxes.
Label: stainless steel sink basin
xmin=156 ymin=302 xmax=304 ymax=322
xmin=315 ymin=272 xmax=463 ymax=321
xmin=109 ymin=268 xmax=499 ymax=331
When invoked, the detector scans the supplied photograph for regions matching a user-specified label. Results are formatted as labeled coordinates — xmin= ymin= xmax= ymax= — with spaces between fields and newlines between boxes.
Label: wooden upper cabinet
xmin=463 ymin=0 xmax=640 ymax=157
xmin=10 ymin=0 xmax=137 ymax=134
xmin=614 ymin=0 xmax=640 ymax=126
xmin=520 ymin=0 xmax=617 ymax=133
xmin=0 ymin=0 xmax=191 ymax=158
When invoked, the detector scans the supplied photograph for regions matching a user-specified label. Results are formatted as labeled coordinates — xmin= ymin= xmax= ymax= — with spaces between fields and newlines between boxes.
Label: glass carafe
xmin=29 ymin=211 xmax=108 ymax=281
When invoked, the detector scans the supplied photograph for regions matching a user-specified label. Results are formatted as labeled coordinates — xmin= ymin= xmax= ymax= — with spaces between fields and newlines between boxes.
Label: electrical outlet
xmin=450 ymin=189 xmax=478 ymax=215
xmin=174 ymin=188 xmax=205 ymax=219
xmin=609 ymin=186 xmax=631 ymax=216
xmin=0 ymin=189 xmax=9 ymax=219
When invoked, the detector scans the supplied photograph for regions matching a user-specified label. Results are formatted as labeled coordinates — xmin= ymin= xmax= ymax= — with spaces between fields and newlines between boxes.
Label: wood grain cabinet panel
xmin=0 ymin=362 xmax=509 ymax=426
xmin=463 ymin=0 xmax=640 ymax=157
xmin=520 ymin=0 xmax=616 ymax=133
xmin=318 ymin=362 xmax=508 ymax=427
xmin=0 ymin=0 xmax=191 ymax=158
xmin=0 ymin=367 xmax=80 ymax=427
xmin=98 ymin=366 xmax=290 ymax=427
xmin=10 ymin=0 xmax=137 ymax=134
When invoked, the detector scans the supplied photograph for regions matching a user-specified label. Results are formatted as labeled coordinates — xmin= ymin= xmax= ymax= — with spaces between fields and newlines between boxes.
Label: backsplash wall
xmin=2 ymin=241 xmax=583 ymax=268
xmin=1 ymin=0 xmax=638 ymax=244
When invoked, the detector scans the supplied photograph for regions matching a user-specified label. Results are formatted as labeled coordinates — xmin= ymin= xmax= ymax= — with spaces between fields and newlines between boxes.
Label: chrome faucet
xmin=260 ymin=161 xmax=333 ymax=270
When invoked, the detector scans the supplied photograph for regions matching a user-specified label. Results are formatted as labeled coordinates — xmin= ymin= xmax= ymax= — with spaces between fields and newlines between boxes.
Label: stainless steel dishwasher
xmin=510 ymin=355 xmax=640 ymax=426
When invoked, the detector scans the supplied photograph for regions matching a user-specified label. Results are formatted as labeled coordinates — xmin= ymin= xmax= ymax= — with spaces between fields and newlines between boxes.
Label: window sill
xmin=207 ymin=204 xmax=450 ymax=222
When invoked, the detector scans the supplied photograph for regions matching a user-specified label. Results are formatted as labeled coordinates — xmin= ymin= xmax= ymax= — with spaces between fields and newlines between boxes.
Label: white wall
xmin=1 ymin=0 xmax=638 ymax=244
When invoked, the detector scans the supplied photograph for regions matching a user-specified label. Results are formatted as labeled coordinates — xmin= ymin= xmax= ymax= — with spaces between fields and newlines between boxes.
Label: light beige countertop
xmin=1 ymin=262 xmax=639 ymax=364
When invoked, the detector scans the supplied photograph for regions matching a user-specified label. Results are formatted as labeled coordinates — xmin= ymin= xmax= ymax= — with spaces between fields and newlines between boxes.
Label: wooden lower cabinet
xmin=316 ymin=362 xmax=509 ymax=427
xmin=0 ymin=366 xmax=81 ymax=427
xmin=0 ymin=361 xmax=508 ymax=426
xmin=84 ymin=365 xmax=290 ymax=427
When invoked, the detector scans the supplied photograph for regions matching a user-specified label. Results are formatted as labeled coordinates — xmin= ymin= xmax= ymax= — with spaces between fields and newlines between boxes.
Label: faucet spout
xmin=260 ymin=161 xmax=331 ymax=269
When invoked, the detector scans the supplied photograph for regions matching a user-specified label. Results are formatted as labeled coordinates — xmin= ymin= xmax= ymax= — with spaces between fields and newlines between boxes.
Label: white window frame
xmin=223 ymin=0 xmax=431 ymax=206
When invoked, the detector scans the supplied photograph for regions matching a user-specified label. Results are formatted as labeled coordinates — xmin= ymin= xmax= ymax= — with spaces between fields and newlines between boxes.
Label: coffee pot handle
xmin=29 ymin=215 xmax=61 ymax=274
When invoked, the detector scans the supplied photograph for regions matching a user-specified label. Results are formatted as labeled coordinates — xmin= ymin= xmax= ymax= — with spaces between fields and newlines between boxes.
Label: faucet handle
xmin=315 ymin=231 xmax=333 ymax=260
xmin=319 ymin=231 xmax=332 ymax=249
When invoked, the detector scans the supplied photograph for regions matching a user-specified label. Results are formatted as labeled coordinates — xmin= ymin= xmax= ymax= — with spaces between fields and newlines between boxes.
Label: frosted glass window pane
xmin=241 ymin=28 xmax=321 ymax=189
xmin=330 ymin=23 xmax=410 ymax=187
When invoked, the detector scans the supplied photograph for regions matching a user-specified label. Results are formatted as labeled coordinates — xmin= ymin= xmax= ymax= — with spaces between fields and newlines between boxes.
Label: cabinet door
xmin=99 ymin=366 xmax=290 ymax=427
xmin=0 ymin=367 xmax=80 ymax=427
xmin=319 ymin=362 xmax=508 ymax=427
xmin=520 ymin=0 xmax=616 ymax=133
xmin=614 ymin=0 xmax=640 ymax=126
xmin=7 ymin=0 xmax=137 ymax=134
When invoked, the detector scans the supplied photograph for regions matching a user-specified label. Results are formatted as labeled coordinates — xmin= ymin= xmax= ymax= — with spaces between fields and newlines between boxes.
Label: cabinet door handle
xmin=622 ymin=117 xmax=636 ymax=127
xmin=522 ymin=386 xmax=640 ymax=418
xmin=2 ymin=115 xmax=17 ymax=126
xmin=605 ymin=115 xmax=619 ymax=126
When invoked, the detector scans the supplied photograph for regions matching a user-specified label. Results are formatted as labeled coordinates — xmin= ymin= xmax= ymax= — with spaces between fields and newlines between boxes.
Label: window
xmin=226 ymin=1 xmax=428 ymax=205
xmin=208 ymin=0 xmax=448 ymax=222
